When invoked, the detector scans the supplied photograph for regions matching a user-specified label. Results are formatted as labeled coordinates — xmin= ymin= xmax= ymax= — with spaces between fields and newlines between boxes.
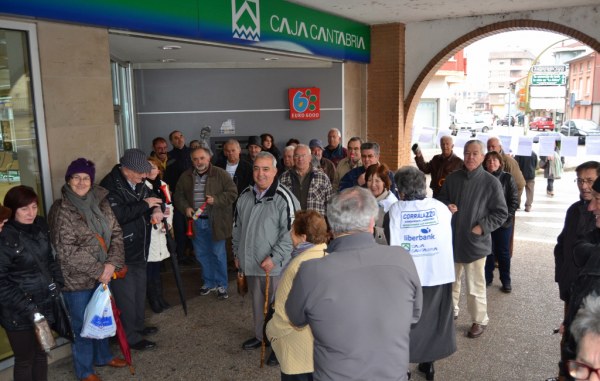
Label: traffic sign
xmin=531 ymin=74 xmax=566 ymax=86
xmin=532 ymin=65 xmax=567 ymax=73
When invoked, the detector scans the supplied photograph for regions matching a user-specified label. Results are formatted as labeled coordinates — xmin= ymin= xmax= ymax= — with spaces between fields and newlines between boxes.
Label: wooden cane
xmin=260 ymin=270 xmax=270 ymax=368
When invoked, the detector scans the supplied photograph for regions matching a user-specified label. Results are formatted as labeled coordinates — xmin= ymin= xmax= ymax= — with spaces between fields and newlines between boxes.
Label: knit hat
xmin=309 ymin=139 xmax=324 ymax=150
xmin=65 ymin=158 xmax=96 ymax=183
xmin=593 ymin=177 xmax=600 ymax=193
xmin=120 ymin=149 xmax=152 ymax=174
xmin=247 ymin=136 xmax=262 ymax=148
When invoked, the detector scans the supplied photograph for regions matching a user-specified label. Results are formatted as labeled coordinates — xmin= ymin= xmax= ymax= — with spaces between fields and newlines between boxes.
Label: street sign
xmin=531 ymin=74 xmax=566 ymax=86
xmin=532 ymin=65 xmax=567 ymax=73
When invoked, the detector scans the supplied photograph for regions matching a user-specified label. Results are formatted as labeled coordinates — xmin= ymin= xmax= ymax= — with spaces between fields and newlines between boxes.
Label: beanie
xmin=65 ymin=158 xmax=96 ymax=183
xmin=120 ymin=149 xmax=152 ymax=174
xmin=247 ymin=136 xmax=262 ymax=148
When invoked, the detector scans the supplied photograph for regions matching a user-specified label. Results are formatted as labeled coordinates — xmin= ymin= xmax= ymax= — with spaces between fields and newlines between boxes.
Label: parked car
xmin=529 ymin=117 xmax=555 ymax=131
xmin=450 ymin=114 xmax=492 ymax=137
xmin=532 ymin=131 xmax=562 ymax=143
xmin=496 ymin=115 xmax=515 ymax=126
xmin=560 ymin=119 xmax=600 ymax=145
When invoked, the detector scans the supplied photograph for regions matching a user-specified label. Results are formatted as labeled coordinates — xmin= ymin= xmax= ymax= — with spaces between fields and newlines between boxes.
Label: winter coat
xmin=232 ymin=181 xmax=299 ymax=277
xmin=415 ymin=152 xmax=463 ymax=197
xmin=279 ymin=168 xmax=333 ymax=216
xmin=266 ymin=243 xmax=328 ymax=375
xmin=0 ymin=218 xmax=64 ymax=331
xmin=173 ymin=165 xmax=238 ymax=241
xmin=490 ymin=169 xmax=519 ymax=228
xmin=49 ymin=185 xmax=125 ymax=291
xmin=437 ymin=165 xmax=508 ymax=263
xmin=99 ymin=165 xmax=153 ymax=265
xmin=554 ymin=200 xmax=596 ymax=302
xmin=539 ymin=150 xmax=564 ymax=180
xmin=215 ymin=159 xmax=253 ymax=195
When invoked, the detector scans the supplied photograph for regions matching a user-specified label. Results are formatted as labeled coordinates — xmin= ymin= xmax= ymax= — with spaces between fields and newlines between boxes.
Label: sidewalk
xmin=39 ymin=236 xmax=563 ymax=381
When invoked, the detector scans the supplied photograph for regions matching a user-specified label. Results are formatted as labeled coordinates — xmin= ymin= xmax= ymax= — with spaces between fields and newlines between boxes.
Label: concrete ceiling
xmin=110 ymin=1 xmax=600 ymax=68
xmin=288 ymin=0 xmax=600 ymax=24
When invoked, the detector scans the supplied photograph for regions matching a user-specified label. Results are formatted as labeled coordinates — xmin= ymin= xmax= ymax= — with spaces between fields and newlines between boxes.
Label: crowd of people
xmin=0 ymin=127 xmax=598 ymax=381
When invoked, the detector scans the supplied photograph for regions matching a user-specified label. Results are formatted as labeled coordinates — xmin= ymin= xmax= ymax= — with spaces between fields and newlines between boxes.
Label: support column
xmin=367 ymin=23 xmax=407 ymax=170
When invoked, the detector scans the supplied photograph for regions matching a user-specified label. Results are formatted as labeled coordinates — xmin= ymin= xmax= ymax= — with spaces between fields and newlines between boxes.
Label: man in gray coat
xmin=233 ymin=151 xmax=300 ymax=351
xmin=286 ymin=187 xmax=422 ymax=381
xmin=438 ymin=140 xmax=508 ymax=339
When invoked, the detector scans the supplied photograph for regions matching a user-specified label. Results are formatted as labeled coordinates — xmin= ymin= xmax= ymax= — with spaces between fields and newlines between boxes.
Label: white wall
xmin=405 ymin=5 xmax=600 ymax=100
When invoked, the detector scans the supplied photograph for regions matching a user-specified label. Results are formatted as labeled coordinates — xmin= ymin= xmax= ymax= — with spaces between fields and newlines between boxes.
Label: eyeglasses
xmin=568 ymin=360 xmax=600 ymax=380
xmin=71 ymin=175 xmax=91 ymax=183
xmin=575 ymin=178 xmax=596 ymax=186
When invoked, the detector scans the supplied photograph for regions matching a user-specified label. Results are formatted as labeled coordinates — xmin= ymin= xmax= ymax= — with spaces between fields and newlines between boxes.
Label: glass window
xmin=0 ymin=24 xmax=48 ymax=361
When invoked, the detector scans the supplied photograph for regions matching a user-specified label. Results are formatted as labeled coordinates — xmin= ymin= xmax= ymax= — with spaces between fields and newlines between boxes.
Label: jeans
xmin=547 ymin=178 xmax=554 ymax=192
xmin=192 ymin=218 xmax=227 ymax=288
xmin=485 ymin=225 xmax=513 ymax=286
xmin=63 ymin=288 xmax=114 ymax=379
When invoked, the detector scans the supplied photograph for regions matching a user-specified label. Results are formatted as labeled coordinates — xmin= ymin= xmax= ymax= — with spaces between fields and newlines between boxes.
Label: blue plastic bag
xmin=81 ymin=284 xmax=116 ymax=339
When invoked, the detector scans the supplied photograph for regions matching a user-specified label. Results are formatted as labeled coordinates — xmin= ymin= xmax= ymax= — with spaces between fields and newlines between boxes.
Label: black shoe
xmin=158 ymin=296 xmax=171 ymax=310
xmin=148 ymin=297 xmax=163 ymax=313
xmin=501 ymin=284 xmax=512 ymax=293
xmin=266 ymin=350 xmax=279 ymax=366
xmin=130 ymin=339 xmax=156 ymax=351
xmin=141 ymin=326 xmax=158 ymax=336
xmin=242 ymin=337 xmax=262 ymax=350
xmin=418 ymin=362 xmax=435 ymax=380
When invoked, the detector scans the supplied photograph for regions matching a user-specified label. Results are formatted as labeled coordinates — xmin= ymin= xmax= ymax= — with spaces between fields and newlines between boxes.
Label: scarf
xmin=63 ymin=184 xmax=111 ymax=263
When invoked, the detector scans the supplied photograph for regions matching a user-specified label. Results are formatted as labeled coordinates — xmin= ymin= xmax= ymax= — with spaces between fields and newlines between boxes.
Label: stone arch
xmin=404 ymin=20 xmax=600 ymax=141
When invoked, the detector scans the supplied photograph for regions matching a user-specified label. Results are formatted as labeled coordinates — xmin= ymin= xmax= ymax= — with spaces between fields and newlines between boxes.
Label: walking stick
xmin=260 ymin=270 xmax=270 ymax=368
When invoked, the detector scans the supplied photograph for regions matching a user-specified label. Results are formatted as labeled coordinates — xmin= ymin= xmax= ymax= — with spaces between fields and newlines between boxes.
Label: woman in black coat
xmin=484 ymin=151 xmax=519 ymax=293
xmin=0 ymin=185 xmax=64 ymax=381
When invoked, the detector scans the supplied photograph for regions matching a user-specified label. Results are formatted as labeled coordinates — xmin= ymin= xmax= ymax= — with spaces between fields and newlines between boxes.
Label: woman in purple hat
xmin=49 ymin=158 xmax=127 ymax=381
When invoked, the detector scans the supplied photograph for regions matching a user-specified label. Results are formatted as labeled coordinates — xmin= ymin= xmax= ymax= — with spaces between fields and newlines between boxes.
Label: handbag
xmin=30 ymin=247 xmax=75 ymax=341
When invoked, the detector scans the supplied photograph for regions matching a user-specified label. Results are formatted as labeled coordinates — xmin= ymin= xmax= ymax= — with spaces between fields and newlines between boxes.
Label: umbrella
xmin=260 ymin=271 xmax=270 ymax=368
xmin=166 ymin=225 xmax=188 ymax=316
xmin=110 ymin=295 xmax=135 ymax=375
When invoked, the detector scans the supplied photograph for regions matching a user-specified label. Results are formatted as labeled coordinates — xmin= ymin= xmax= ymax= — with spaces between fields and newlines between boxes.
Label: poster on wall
xmin=289 ymin=88 xmax=320 ymax=120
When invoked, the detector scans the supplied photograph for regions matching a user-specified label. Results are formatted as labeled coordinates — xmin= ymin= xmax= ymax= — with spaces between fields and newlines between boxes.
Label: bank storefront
xmin=0 ymin=0 xmax=369 ymax=367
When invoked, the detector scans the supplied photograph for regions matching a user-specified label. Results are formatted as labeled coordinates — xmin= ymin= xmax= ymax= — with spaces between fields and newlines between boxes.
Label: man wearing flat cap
xmin=100 ymin=148 xmax=164 ymax=351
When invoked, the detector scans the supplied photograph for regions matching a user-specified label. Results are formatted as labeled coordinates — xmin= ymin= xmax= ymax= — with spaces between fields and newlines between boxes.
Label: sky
xmin=463 ymin=30 xmax=575 ymax=87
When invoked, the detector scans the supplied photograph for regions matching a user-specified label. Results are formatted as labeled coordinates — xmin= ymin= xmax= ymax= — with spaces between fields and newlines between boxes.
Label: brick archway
xmin=404 ymin=20 xmax=600 ymax=147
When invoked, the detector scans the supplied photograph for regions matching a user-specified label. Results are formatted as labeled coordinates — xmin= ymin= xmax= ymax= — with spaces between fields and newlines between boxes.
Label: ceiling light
xmin=160 ymin=58 xmax=176 ymax=63
xmin=262 ymin=57 xmax=279 ymax=61
xmin=160 ymin=45 xmax=181 ymax=50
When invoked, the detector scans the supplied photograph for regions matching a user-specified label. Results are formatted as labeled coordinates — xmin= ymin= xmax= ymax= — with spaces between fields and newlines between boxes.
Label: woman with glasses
xmin=49 ymin=158 xmax=126 ymax=381
xmin=0 ymin=185 xmax=64 ymax=381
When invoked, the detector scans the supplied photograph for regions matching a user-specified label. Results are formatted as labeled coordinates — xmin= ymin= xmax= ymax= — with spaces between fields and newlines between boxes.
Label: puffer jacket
xmin=0 ymin=218 xmax=64 ymax=331
xmin=100 ymin=165 xmax=153 ymax=265
xmin=48 ymin=185 xmax=125 ymax=291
